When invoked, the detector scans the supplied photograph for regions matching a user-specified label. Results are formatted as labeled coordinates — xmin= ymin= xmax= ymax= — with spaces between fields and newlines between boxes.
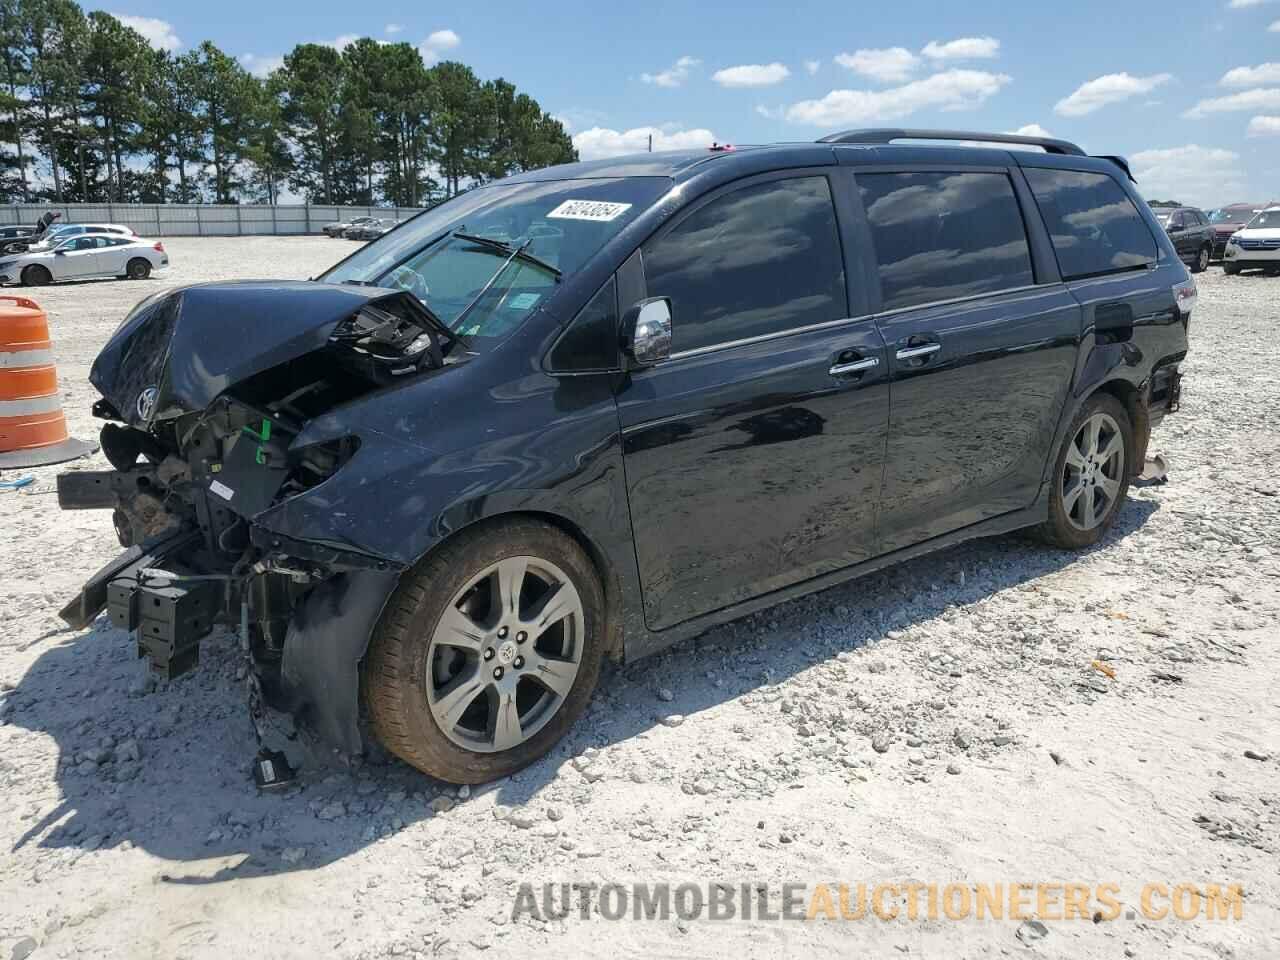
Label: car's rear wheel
xmin=363 ymin=518 xmax=606 ymax=783
xmin=126 ymin=258 xmax=151 ymax=280
xmin=1037 ymin=393 xmax=1133 ymax=549
xmin=20 ymin=264 xmax=50 ymax=286
xmin=1191 ymin=245 xmax=1210 ymax=273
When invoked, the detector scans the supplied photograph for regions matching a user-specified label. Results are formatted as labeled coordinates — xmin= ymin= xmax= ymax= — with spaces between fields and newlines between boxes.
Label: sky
xmin=95 ymin=0 xmax=1280 ymax=208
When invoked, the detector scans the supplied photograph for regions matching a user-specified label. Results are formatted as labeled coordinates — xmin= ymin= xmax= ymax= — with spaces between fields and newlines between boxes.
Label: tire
xmin=1037 ymin=393 xmax=1133 ymax=550
xmin=1223 ymin=262 xmax=1240 ymax=275
xmin=126 ymin=258 xmax=151 ymax=280
xmin=363 ymin=517 xmax=606 ymax=783
xmin=20 ymin=264 xmax=50 ymax=286
xmin=1191 ymin=245 xmax=1210 ymax=274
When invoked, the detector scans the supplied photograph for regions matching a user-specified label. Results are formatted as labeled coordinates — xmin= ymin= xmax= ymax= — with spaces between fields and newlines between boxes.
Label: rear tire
xmin=1037 ymin=393 xmax=1133 ymax=550
xmin=20 ymin=264 xmax=50 ymax=286
xmin=126 ymin=258 xmax=151 ymax=280
xmin=363 ymin=518 xmax=606 ymax=784
xmin=1191 ymin=245 xmax=1210 ymax=274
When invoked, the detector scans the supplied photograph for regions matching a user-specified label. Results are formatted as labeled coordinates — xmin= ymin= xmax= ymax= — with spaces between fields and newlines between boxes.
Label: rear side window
xmin=643 ymin=176 xmax=847 ymax=353
xmin=857 ymin=171 xmax=1035 ymax=311
xmin=1023 ymin=168 xmax=1157 ymax=279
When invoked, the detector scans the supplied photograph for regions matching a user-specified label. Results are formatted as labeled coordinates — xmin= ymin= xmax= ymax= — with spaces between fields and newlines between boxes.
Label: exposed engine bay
xmin=56 ymin=281 xmax=460 ymax=780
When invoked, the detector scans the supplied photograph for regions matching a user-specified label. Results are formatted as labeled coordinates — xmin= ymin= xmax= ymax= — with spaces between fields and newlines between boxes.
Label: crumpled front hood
xmin=91 ymin=280 xmax=401 ymax=424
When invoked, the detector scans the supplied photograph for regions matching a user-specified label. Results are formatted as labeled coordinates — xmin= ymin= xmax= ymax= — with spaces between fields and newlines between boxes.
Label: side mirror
xmin=621 ymin=297 xmax=672 ymax=366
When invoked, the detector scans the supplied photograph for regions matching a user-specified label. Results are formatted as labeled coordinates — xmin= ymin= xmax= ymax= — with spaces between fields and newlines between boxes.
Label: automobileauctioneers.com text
xmin=511 ymin=881 xmax=1246 ymax=924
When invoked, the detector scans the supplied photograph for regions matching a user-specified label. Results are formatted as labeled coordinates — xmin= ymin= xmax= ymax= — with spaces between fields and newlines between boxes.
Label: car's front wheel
xmin=1223 ymin=261 xmax=1240 ymax=275
xmin=20 ymin=264 xmax=50 ymax=286
xmin=1038 ymin=393 xmax=1133 ymax=549
xmin=363 ymin=518 xmax=606 ymax=783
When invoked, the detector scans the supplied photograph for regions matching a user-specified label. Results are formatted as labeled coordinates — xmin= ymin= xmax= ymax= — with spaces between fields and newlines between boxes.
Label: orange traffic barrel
xmin=0 ymin=295 xmax=95 ymax=469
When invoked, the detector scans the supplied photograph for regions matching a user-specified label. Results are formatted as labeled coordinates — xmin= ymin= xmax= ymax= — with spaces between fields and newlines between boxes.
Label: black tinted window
xmin=858 ymin=171 xmax=1035 ymax=311
xmin=548 ymin=275 xmax=619 ymax=372
xmin=644 ymin=176 xmax=846 ymax=352
xmin=1024 ymin=168 xmax=1157 ymax=279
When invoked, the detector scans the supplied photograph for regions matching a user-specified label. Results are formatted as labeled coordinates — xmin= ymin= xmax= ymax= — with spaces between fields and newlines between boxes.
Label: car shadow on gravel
xmin=5 ymin=499 xmax=1158 ymax=882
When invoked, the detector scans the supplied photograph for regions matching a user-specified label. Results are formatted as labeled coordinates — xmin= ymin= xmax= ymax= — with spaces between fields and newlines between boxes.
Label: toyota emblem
xmin=136 ymin=386 xmax=158 ymax=422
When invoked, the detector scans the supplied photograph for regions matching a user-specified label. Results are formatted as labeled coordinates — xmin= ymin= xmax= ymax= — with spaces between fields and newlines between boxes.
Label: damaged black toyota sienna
xmin=58 ymin=129 xmax=1192 ymax=785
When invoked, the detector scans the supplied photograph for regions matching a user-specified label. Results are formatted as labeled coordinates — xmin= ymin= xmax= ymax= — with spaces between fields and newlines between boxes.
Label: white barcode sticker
xmin=209 ymin=479 xmax=235 ymax=501
xmin=546 ymin=200 xmax=632 ymax=222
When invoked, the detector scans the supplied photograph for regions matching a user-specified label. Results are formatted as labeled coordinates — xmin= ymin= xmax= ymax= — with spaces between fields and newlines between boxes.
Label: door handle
xmin=829 ymin=356 xmax=879 ymax=377
xmin=895 ymin=343 xmax=941 ymax=361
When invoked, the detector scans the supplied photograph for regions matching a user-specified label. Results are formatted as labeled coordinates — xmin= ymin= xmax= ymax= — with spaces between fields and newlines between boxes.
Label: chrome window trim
xmin=662 ymin=282 xmax=1063 ymax=363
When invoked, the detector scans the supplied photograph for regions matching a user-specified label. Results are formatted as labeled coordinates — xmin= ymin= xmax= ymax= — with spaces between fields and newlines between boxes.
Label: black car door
xmin=851 ymin=166 xmax=1082 ymax=551
xmin=615 ymin=171 xmax=890 ymax=631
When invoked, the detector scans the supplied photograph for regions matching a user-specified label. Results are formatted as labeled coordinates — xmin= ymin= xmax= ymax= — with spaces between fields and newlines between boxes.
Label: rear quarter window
xmin=1023 ymin=168 xmax=1157 ymax=279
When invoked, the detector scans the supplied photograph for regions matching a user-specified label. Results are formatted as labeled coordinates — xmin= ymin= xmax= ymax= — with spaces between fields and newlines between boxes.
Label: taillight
xmin=1173 ymin=277 xmax=1197 ymax=317
xmin=153 ymin=242 xmax=165 ymax=253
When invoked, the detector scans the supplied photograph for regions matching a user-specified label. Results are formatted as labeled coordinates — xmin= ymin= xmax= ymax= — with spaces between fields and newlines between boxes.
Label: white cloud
xmin=1247 ymin=114 xmax=1280 ymax=135
xmin=641 ymin=56 xmax=700 ymax=88
xmin=921 ymin=36 xmax=1000 ymax=61
xmin=112 ymin=13 xmax=181 ymax=52
xmin=325 ymin=34 xmax=361 ymax=50
xmin=712 ymin=62 xmax=790 ymax=88
xmin=756 ymin=104 xmax=784 ymax=120
xmin=785 ymin=69 xmax=1011 ymax=125
xmin=804 ymin=59 xmax=821 ymax=76
xmin=572 ymin=125 xmax=716 ymax=160
xmin=834 ymin=48 xmax=921 ymax=84
xmin=385 ymin=23 xmax=403 ymax=35
xmin=1130 ymin=145 xmax=1244 ymax=208
xmin=1184 ymin=87 xmax=1280 ymax=116
xmin=1271 ymin=19 xmax=1280 ymax=30
xmin=239 ymin=53 xmax=284 ymax=78
xmin=1009 ymin=123 xmax=1054 ymax=137
xmin=419 ymin=29 xmax=461 ymax=64
xmin=1228 ymin=0 xmax=1274 ymax=7
xmin=1220 ymin=63 xmax=1280 ymax=86
xmin=1054 ymin=72 xmax=1172 ymax=116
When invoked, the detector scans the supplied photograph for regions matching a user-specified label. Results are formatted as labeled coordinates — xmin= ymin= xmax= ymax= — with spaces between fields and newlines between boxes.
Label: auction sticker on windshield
xmin=546 ymin=200 xmax=632 ymax=222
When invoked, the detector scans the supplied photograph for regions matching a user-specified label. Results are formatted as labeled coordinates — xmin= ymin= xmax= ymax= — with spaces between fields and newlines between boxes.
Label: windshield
xmin=1209 ymin=207 xmax=1257 ymax=223
xmin=1154 ymin=212 xmax=1173 ymax=225
xmin=321 ymin=177 xmax=669 ymax=345
xmin=1247 ymin=210 xmax=1280 ymax=229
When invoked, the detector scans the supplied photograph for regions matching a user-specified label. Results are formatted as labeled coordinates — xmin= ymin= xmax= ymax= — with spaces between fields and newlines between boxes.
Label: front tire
xmin=363 ymin=518 xmax=606 ymax=783
xmin=1223 ymin=261 xmax=1240 ymax=275
xmin=21 ymin=264 xmax=50 ymax=286
xmin=1038 ymin=393 xmax=1133 ymax=549
xmin=126 ymin=258 xmax=151 ymax=280
xmin=1191 ymin=245 xmax=1210 ymax=274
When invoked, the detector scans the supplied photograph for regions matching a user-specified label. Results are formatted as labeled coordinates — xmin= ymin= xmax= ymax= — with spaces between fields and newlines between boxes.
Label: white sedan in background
xmin=0 ymin=233 xmax=169 ymax=286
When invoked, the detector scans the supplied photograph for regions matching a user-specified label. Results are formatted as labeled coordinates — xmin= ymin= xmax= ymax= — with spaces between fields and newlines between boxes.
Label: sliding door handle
xmin=895 ymin=342 xmax=941 ymax=361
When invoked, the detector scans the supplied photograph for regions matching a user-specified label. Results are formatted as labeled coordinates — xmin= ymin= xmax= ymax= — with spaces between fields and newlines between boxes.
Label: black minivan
xmin=60 ymin=129 xmax=1192 ymax=784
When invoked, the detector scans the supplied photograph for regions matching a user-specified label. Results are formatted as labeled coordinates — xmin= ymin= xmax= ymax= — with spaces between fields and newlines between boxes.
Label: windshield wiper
xmin=451 ymin=231 xmax=562 ymax=279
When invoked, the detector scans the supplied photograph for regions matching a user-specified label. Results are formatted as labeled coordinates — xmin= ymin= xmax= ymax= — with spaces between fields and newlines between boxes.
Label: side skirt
xmin=624 ymin=497 xmax=1049 ymax=662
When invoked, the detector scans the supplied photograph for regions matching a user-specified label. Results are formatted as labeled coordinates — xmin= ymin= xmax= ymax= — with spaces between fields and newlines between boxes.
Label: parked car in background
xmin=1222 ymin=207 xmax=1280 ymax=275
xmin=0 ymin=225 xmax=37 ymax=256
xmin=0 ymin=233 xmax=168 ymax=286
xmin=1207 ymin=203 xmax=1271 ymax=259
xmin=345 ymin=218 xmax=398 ymax=240
xmin=56 ymin=128 xmax=1192 ymax=785
xmin=25 ymin=223 xmax=137 ymax=252
xmin=323 ymin=215 xmax=376 ymax=238
xmin=1154 ymin=206 xmax=1214 ymax=273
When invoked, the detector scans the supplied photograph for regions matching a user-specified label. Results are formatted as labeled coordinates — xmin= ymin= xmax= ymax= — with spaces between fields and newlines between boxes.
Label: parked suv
xmin=1153 ymin=205 xmax=1214 ymax=273
xmin=1208 ymin=203 xmax=1272 ymax=259
xmin=56 ymin=129 xmax=1191 ymax=785
xmin=1222 ymin=206 xmax=1280 ymax=274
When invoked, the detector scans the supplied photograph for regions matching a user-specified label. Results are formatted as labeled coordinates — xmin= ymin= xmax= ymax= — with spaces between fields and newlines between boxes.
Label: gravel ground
xmin=1 ymin=238 xmax=1277 ymax=959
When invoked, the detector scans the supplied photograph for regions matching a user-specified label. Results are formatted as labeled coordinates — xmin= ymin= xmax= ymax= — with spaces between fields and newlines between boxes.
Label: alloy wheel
xmin=1062 ymin=412 xmax=1125 ymax=531
xmin=425 ymin=556 xmax=584 ymax=753
xmin=1198 ymin=248 xmax=1209 ymax=272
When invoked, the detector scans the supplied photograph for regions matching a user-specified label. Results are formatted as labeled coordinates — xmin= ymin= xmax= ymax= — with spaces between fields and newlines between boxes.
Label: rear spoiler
xmin=818 ymin=129 xmax=1137 ymax=181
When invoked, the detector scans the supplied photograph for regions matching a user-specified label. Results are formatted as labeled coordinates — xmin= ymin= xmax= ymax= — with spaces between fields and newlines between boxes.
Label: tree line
xmin=0 ymin=0 xmax=577 ymax=206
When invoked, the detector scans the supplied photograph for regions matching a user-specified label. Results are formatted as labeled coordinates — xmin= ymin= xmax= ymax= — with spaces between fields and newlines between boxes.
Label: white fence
xmin=0 ymin=203 xmax=431 ymax=237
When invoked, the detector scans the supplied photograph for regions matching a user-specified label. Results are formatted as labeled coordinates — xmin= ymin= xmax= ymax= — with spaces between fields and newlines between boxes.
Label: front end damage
xmin=57 ymin=281 xmax=460 ymax=775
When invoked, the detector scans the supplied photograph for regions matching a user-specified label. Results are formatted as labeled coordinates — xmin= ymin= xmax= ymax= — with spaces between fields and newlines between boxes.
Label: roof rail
xmin=818 ymin=128 xmax=1087 ymax=157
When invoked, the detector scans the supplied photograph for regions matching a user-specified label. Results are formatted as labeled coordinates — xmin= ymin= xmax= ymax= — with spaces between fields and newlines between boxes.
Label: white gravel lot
xmin=0 ymin=237 xmax=1277 ymax=959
